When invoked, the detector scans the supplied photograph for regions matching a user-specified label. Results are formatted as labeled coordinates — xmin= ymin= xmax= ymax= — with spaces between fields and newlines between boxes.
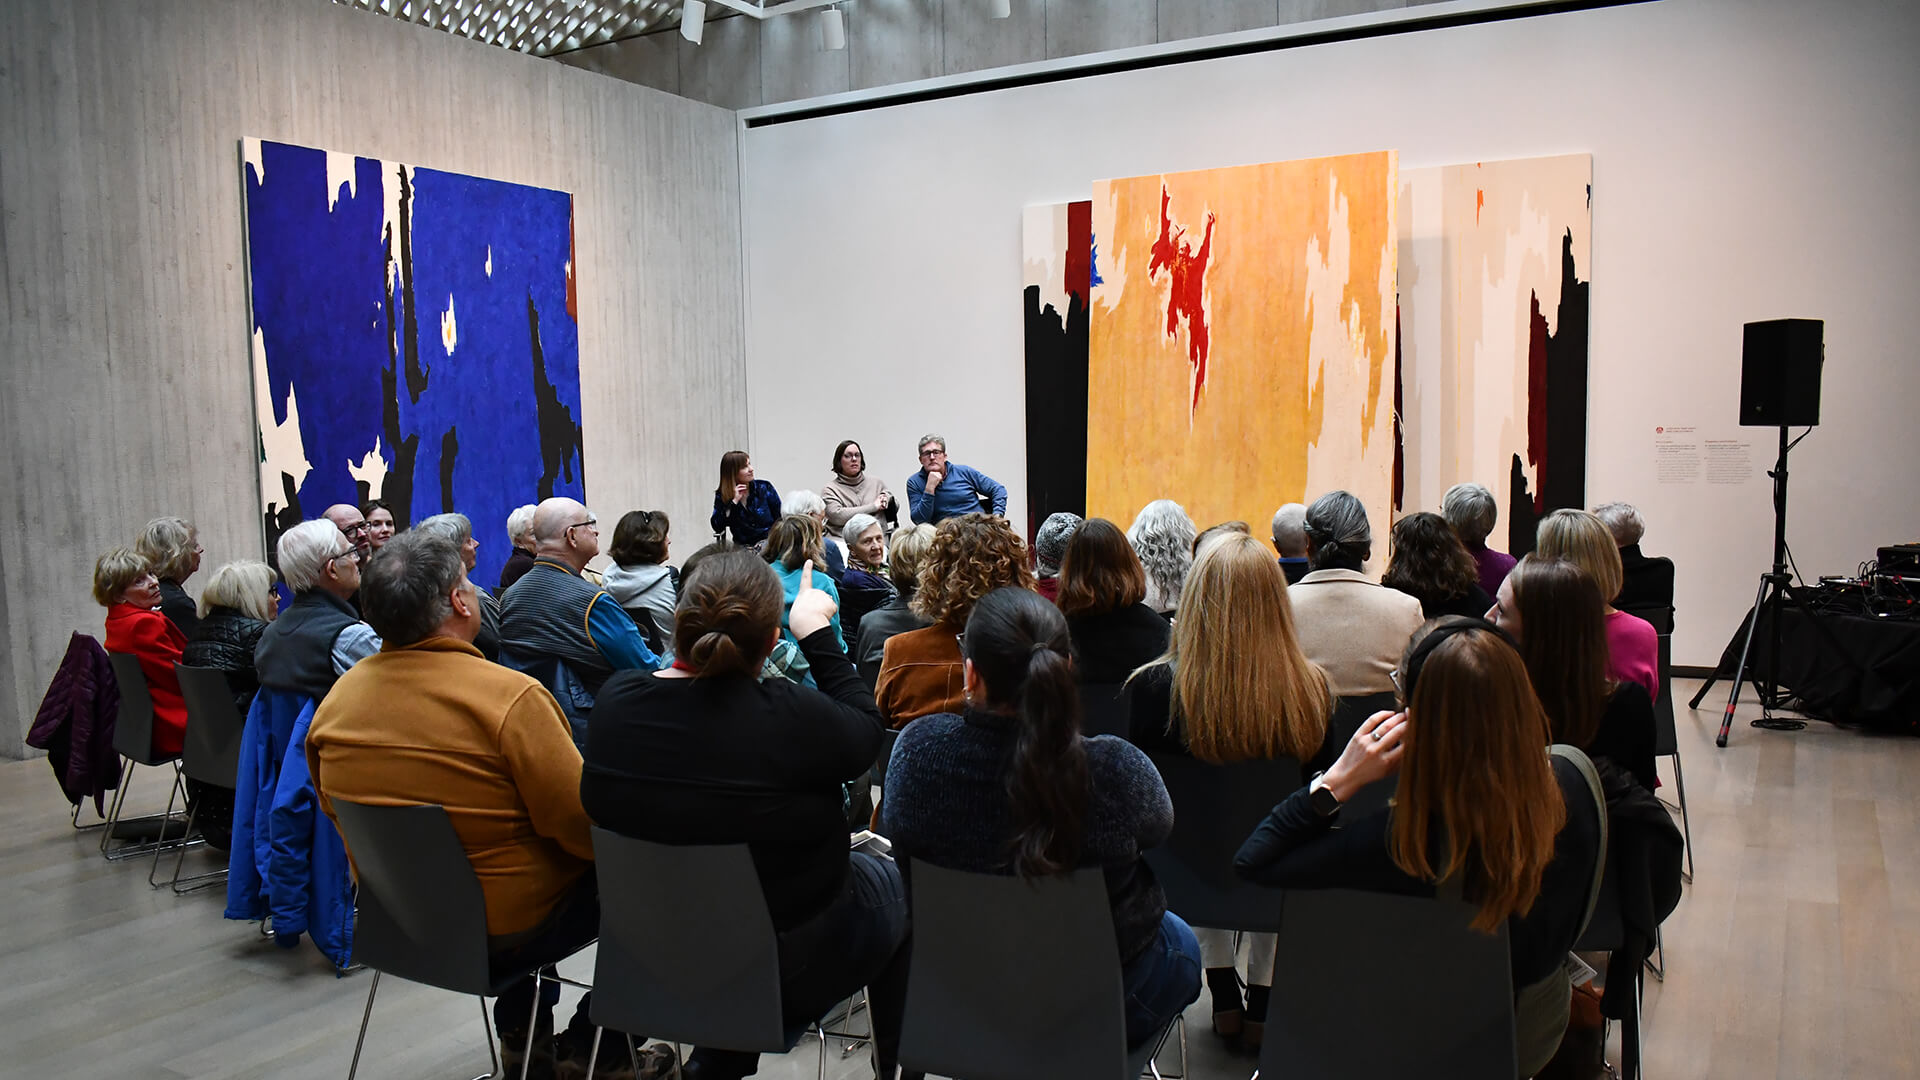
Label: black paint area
xmin=1023 ymin=283 xmax=1090 ymax=540
xmin=528 ymin=293 xmax=585 ymax=501
xmin=440 ymin=424 xmax=460 ymax=513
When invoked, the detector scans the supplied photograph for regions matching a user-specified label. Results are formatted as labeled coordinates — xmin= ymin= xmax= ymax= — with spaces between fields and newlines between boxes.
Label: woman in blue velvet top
xmin=710 ymin=449 xmax=782 ymax=546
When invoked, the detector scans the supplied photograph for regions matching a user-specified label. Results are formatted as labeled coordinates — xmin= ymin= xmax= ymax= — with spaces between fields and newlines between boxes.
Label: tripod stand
xmin=1711 ymin=424 xmax=1811 ymax=748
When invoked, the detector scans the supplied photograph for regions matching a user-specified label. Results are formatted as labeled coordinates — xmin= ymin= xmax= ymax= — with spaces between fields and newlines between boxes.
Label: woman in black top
xmin=1233 ymin=619 xmax=1603 ymax=1077
xmin=180 ymin=559 xmax=278 ymax=852
xmin=583 ymin=552 xmax=909 ymax=1080
xmin=1056 ymin=518 xmax=1171 ymax=685
xmin=1381 ymin=511 xmax=1494 ymax=621
xmin=135 ymin=516 xmax=204 ymax=636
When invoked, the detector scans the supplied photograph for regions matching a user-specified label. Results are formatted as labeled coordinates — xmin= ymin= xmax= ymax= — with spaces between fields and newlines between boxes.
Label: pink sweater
xmin=1606 ymin=609 xmax=1659 ymax=700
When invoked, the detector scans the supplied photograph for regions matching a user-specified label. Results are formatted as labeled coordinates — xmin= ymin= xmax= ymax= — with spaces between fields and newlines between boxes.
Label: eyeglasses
xmin=919 ymin=448 xmax=945 ymax=459
xmin=327 ymin=548 xmax=358 ymax=566
xmin=342 ymin=522 xmax=372 ymax=536
xmin=566 ymin=515 xmax=598 ymax=537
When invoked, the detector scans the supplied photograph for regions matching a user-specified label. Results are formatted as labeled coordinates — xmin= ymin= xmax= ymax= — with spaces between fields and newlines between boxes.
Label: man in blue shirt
xmin=906 ymin=434 xmax=1007 ymax=525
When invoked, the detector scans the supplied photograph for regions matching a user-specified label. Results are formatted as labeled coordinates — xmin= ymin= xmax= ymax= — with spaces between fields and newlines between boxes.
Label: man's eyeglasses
xmin=566 ymin=515 xmax=598 ymax=537
xmin=342 ymin=522 xmax=372 ymax=537
xmin=327 ymin=548 xmax=358 ymax=566
xmin=920 ymin=448 xmax=945 ymax=459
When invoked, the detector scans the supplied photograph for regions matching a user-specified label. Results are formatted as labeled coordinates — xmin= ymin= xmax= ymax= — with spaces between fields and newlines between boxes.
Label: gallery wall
xmin=0 ymin=0 xmax=746 ymax=758
xmin=738 ymin=0 xmax=1920 ymax=669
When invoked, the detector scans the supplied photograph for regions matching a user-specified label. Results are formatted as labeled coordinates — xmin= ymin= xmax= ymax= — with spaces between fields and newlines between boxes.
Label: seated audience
xmin=875 ymin=515 xmax=1034 ymax=728
xmin=764 ymin=515 xmax=847 ymax=657
xmin=1269 ymin=502 xmax=1311 ymax=584
xmin=1056 ymin=518 xmax=1170 ymax=685
xmin=415 ymin=513 xmax=504 ymax=663
xmin=180 ymin=559 xmax=280 ymax=851
xmin=907 ymin=433 xmax=1007 ymax=524
xmin=1488 ymin=556 xmax=1658 ymax=790
xmin=602 ymin=509 xmax=677 ymax=651
xmin=785 ymin=489 xmax=848 ymax=578
xmin=1031 ymin=512 xmax=1083 ymax=603
xmin=95 ymin=547 xmax=188 ymax=756
xmin=1442 ymin=481 xmax=1515 ymax=597
xmin=854 ymin=524 xmax=936 ymax=687
xmin=254 ymin=520 xmax=382 ymax=702
xmin=584 ymin=553 xmax=908 ymax=1080
xmin=1193 ymin=520 xmax=1251 ymax=554
xmin=711 ymin=450 xmax=782 ymax=547
xmin=499 ymin=503 xmax=539 ymax=592
xmin=1287 ymin=491 xmax=1424 ymax=696
xmin=497 ymin=497 xmax=660 ymax=704
xmin=135 ymin=516 xmax=204 ymax=636
xmin=360 ymin=499 xmax=396 ymax=552
xmin=1594 ymin=501 xmax=1676 ymax=612
xmin=1535 ymin=508 xmax=1659 ymax=699
xmin=304 ymin=531 xmax=641 ymax=1078
xmin=1382 ymin=511 xmax=1495 ymax=620
xmin=837 ymin=513 xmax=894 ymax=644
xmin=823 ymin=439 xmax=897 ymax=532
xmin=882 ymin=587 xmax=1201 ymax=1051
xmin=1126 ymin=532 xmax=1334 ymax=1047
xmin=1233 ymin=619 xmax=1604 ymax=1078
xmin=321 ymin=503 xmax=373 ymax=569
xmin=1127 ymin=499 xmax=1197 ymax=615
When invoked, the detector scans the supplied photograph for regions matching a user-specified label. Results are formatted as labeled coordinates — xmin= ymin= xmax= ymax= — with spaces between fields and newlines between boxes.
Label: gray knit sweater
xmin=879 ymin=709 xmax=1174 ymax=962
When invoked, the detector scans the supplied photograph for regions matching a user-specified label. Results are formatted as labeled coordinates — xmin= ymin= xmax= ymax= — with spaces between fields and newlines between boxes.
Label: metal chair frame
xmin=100 ymin=653 xmax=197 ymax=862
xmin=150 ymin=664 xmax=249 ymax=891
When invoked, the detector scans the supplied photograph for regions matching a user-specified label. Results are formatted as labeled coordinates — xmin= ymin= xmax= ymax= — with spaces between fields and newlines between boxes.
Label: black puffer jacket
xmin=183 ymin=607 xmax=270 ymax=721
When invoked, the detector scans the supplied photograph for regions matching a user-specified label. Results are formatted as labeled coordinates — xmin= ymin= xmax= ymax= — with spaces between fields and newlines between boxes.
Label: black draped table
xmin=1715 ymin=600 xmax=1920 ymax=732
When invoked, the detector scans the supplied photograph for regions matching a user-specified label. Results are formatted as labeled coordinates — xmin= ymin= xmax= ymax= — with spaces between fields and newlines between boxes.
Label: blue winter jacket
xmin=225 ymin=687 xmax=355 ymax=970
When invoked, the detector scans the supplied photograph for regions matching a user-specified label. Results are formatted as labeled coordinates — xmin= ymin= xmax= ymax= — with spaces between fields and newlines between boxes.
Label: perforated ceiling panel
xmin=331 ymin=0 xmax=682 ymax=57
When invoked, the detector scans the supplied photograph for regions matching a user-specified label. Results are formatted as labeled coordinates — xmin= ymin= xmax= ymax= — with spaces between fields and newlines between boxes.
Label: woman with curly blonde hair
xmin=874 ymin=514 xmax=1035 ymax=728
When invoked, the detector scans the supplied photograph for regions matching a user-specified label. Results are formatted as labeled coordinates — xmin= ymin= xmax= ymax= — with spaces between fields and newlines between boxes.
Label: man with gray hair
xmin=1269 ymin=502 xmax=1310 ymax=584
xmin=1594 ymin=501 xmax=1675 ymax=611
xmin=1441 ymin=481 xmax=1515 ymax=597
xmin=906 ymin=434 xmax=1006 ymax=525
xmin=417 ymin=512 xmax=504 ymax=662
xmin=499 ymin=503 xmax=539 ymax=592
xmin=1032 ymin=512 xmax=1083 ymax=603
xmin=1285 ymin=491 xmax=1423 ymax=696
xmin=254 ymin=519 xmax=382 ymax=703
xmin=498 ymin=497 xmax=660 ymax=717
xmin=304 ymin=531 xmax=645 ymax=1077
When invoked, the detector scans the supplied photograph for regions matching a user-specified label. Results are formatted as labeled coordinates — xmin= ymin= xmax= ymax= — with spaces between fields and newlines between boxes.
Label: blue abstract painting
xmin=241 ymin=138 xmax=583 ymax=590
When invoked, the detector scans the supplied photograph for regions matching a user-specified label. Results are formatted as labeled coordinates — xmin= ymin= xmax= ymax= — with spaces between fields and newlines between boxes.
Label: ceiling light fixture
xmin=681 ymin=0 xmax=706 ymax=43
xmin=820 ymin=5 xmax=846 ymax=50
xmin=989 ymin=0 xmax=1011 ymax=17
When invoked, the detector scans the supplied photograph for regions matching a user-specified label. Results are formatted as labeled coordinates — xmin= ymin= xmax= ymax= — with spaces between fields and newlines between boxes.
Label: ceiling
xmin=330 ymin=0 xmax=687 ymax=57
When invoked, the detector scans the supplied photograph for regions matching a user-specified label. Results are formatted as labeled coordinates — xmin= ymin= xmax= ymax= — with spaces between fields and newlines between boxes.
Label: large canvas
xmin=1021 ymin=200 xmax=1092 ymax=541
xmin=242 ymin=138 xmax=584 ymax=590
xmin=1399 ymin=154 xmax=1591 ymax=555
xmin=1088 ymin=152 xmax=1398 ymax=537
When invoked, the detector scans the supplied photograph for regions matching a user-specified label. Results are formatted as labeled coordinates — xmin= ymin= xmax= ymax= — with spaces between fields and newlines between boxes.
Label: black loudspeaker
xmin=1740 ymin=318 xmax=1823 ymax=426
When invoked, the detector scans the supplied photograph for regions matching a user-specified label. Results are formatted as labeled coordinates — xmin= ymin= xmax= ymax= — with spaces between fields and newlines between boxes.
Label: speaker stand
xmin=1715 ymin=424 xmax=1810 ymax=748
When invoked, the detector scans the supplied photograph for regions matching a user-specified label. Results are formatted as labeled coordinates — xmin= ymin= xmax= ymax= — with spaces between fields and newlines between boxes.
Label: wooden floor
xmin=1 ymin=679 xmax=1914 ymax=1079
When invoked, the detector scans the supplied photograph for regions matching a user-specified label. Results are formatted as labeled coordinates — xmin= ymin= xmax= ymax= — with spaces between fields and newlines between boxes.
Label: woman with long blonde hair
xmin=1126 ymin=531 xmax=1333 ymax=1047
xmin=1534 ymin=508 xmax=1659 ymax=699
xmin=1233 ymin=619 xmax=1604 ymax=1076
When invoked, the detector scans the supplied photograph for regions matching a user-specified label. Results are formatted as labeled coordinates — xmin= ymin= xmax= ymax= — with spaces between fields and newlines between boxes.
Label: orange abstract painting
xmin=1088 ymin=151 xmax=1399 ymax=540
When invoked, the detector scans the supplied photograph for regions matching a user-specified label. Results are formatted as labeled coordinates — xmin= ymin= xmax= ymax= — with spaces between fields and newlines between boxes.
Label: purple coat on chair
xmin=27 ymin=632 xmax=123 ymax=815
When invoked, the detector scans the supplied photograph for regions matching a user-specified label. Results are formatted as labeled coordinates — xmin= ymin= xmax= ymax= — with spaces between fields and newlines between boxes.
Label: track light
xmin=680 ymin=0 xmax=705 ymax=44
xmin=820 ymin=5 xmax=846 ymax=50
xmin=989 ymin=0 xmax=1011 ymax=17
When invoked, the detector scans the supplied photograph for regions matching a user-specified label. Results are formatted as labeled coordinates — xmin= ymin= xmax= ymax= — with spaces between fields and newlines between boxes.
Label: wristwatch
xmin=1307 ymin=771 xmax=1342 ymax=817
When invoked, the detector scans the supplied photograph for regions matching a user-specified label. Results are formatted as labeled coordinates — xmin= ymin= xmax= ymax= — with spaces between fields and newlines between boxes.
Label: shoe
xmin=1240 ymin=1019 xmax=1265 ymax=1054
xmin=1204 ymin=967 xmax=1244 ymax=1039
xmin=554 ymin=1029 xmax=678 ymax=1080
xmin=501 ymin=1026 xmax=558 ymax=1080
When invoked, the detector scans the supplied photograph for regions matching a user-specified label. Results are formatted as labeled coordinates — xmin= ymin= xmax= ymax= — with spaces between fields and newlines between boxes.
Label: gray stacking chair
xmin=1078 ymin=682 xmax=1132 ymax=740
xmin=1263 ymin=888 xmax=1517 ymax=1079
xmin=1625 ymin=605 xmax=1693 ymax=886
xmin=331 ymin=800 xmax=594 ymax=1080
xmin=581 ymin=829 xmax=862 ymax=1079
xmin=100 ymin=652 xmax=195 ymax=861
xmin=1145 ymin=753 xmax=1301 ymax=933
xmin=898 ymin=860 xmax=1183 ymax=1080
xmin=150 ymin=664 xmax=248 ymax=891
xmin=1324 ymin=692 xmax=1401 ymax=820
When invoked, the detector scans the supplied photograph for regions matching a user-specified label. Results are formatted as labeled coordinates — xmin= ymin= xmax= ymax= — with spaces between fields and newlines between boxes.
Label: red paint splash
xmin=1147 ymin=185 xmax=1215 ymax=418
xmin=1525 ymin=290 xmax=1549 ymax=512
xmin=1064 ymin=200 xmax=1092 ymax=304
xmin=565 ymin=197 xmax=578 ymax=322
xmin=1476 ymin=188 xmax=1485 ymax=225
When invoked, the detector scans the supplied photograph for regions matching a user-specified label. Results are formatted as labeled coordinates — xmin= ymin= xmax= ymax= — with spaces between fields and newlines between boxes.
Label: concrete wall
xmin=0 ymin=0 xmax=748 ymax=757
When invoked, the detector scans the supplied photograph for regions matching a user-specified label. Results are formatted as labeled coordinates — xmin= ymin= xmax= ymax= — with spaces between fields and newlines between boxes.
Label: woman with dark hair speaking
xmin=583 ymin=553 xmax=911 ymax=1080
xmin=881 ymin=587 xmax=1201 ymax=1053
xmin=822 ymin=439 xmax=896 ymax=532
xmin=710 ymin=450 xmax=782 ymax=547
xmin=1233 ymin=619 xmax=1605 ymax=1076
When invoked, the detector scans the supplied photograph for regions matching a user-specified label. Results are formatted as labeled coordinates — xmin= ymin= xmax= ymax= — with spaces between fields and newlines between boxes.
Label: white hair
xmin=507 ymin=503 xmax=537 ymax=546
xmin=1127 ymin=499 xmax=1197 ymax=611
xmin=1441 ymin=482 xmax=1498 ymax=545
xmin=842 ymin=512 xmax=881 ymax=548
xmin=278 ymin=519 xmax=346 ymax=593
xmin=787 ymin=489 xmax=826 ymax=517
xmin=1592 ymin=502 xmax=1646 ymax=547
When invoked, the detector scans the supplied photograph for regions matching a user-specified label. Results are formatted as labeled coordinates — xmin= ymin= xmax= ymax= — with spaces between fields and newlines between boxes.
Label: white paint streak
xmin=485 ymin=245 xmax=493 ymax=277
xmin=252 ymin=328 xmax=312 ymax=511
xmin=325 ymin=150 xmax=358 ymax=212
xmin=347 ymin=436 xmax=389 ymax=499
xmin=1021 ymin=204 xmax=1071 ymax=320
xmin=242 ymin=137 xmax=265 ymax=186
xmin=440 ymin=293 xmax=458 ymax=354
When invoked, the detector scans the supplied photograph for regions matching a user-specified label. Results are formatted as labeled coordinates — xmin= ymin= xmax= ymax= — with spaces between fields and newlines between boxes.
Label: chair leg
xmin=347 ymin=969 xmax=383 ymax=1080
xmin=473 ymin=997 xmax=502 ymax=1080
xmin=584 ymin=1026 xmax=603 ymax=1079
xmin=70 ymin=798 xmax=107 ymax=831
xmin=98 ymin=758 xmax=134 ymax=856
xmin=103 ymin=761 xmax=198 ymax=862
xmin=1645 ymin=926 xmax=1665 ymax=982
xmin=1674 ymin=751 xmax=1695 ymax=884
xmin=151 ymin=796 xmax=200 ymax=888
xmin=522 ymin=971 xmax=542 ymax=1080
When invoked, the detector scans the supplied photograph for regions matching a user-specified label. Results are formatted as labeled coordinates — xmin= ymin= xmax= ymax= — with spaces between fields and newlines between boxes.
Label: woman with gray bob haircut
xmin=1128 ymin=500 xmax=1198 ymax=615
xmin=357 ymin=531 xmax=472 ymax=648
xmin=414 ymin=513 xmax=504 ymax=661
xmin=1443 ymin=481 xmax=1517 ymax=596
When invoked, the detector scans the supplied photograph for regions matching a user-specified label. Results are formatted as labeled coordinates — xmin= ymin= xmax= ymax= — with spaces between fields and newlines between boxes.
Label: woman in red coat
xmin=95 ymin=548 xmax=188 ymax=757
